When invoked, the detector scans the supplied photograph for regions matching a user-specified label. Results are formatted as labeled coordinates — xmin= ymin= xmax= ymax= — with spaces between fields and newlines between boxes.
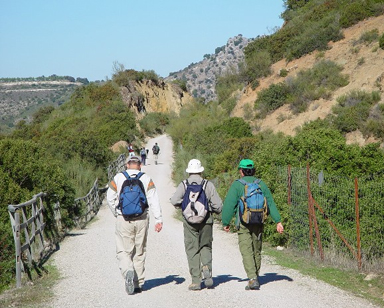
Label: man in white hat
xmin=170 ymin=159 xmax=222 ymax=291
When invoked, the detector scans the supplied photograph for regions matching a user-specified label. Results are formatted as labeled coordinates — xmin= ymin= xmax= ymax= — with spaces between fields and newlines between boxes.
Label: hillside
xmin=0 ymin=79 xmax=85 ymax=133
xmin=233 ymin=15 xmax=384 ymax=147
xmin=165 ymin=35 xmax=253 ymax=102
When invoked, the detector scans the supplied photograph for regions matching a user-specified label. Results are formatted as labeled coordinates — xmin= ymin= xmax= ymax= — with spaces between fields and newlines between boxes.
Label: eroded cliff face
xmin=120 ymin=79 xmax=193 ymax=117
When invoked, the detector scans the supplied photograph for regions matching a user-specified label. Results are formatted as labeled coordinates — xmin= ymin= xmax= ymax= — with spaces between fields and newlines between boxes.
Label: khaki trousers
xmin=237 ymin=223 xmax=263 ymax=279
xmin=115 ymin=213 xmax=149 ymax=288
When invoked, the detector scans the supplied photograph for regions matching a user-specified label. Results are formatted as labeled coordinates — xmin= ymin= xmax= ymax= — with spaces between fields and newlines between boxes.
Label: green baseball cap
xmin=238 ymin=159 xmax=254 ymax=169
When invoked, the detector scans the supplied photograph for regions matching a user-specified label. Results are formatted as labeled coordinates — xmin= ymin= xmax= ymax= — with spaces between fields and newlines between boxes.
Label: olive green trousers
xmin=183 ymin=219 xmax=213 ymax=284
xmin=237 ymin=223 xmax=263 ymax=279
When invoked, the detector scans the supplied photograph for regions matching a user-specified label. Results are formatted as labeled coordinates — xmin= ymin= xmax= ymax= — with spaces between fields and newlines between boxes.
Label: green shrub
xmin=286 ymin=15 xmax=343 ymax=61
xmin=379 ymin=32 xmax=384 ymax=49
xmin=216 ymin=71 xmax=243 ymax=103
xmin=332 ymin=90 xmax=381 ymax=134
xmin=243 ymin=50 xmax=272 ymax=83
xmin=362 ymin=103 xmax=384 ymax=138
xmin=112 ymin=69 xmax=159 ymax=87
xmin=357 ymin=28 xmax=379 ymax=45
xmin=170 ymin=79 xmax=187 ymax=92
xmin=139 ymin=112 xmax=170 ymax=136
xmin=220 ymin=97 xmax=238 ymax=115
xmin=339 ymin=1 xmax=380 ymax=28
xmin=279 ymin=69 xmax=288 ymax=77
xmin=287 ymin=60 xmax=349 ymax=113
xmin=255 ymin=83 xmax=289 ymax=117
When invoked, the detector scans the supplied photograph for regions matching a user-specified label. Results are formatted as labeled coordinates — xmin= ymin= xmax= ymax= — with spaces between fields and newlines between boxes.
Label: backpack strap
xmin=182 ymin=179 xmax=206 ymax=202
xmin=121 ymin=171 xmax=146 ymax=197
xmin=237 ymin=179 xmax=247 ymax=186
xmin=122 ymin=171 xmax=144 ymax=179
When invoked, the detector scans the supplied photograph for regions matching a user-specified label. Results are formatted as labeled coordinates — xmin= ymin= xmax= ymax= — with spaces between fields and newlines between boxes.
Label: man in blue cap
xmin=222 ymin=158 xmax=284 ymax=290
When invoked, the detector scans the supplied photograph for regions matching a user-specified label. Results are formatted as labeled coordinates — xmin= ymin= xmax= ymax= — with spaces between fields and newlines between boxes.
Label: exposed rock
xmin=120 ymin=79 xmax=193 ymax=117
xmin=110 ymin=140 xmax=128 ymax=153
xmin=364 ymin=273 xmax=379 ymax=281
xmin=165 ymin=35 xmax=254 ymax=102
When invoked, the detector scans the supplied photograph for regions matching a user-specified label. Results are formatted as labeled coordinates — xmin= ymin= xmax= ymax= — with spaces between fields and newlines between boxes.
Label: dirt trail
xmin=46 ymin=135 xmax=379 ymax=308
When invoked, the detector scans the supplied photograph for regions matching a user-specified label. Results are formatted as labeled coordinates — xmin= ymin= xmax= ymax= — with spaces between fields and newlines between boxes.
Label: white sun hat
xmin=186 ymin=159 xmax=204 ymax=173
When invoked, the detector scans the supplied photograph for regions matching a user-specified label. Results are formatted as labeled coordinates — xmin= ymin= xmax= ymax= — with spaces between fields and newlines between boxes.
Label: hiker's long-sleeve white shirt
xmin=106 ymin=169 xmax=162 ymax=224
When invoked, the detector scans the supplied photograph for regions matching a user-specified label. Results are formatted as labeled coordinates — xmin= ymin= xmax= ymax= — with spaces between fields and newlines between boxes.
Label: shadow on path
xmin=259 ymin=272 xmax=293 ymax=285
xmin=144 ymin=275 xmax=185 ymax=290
xmin=207 ymin=274 xmax=243 ymax=288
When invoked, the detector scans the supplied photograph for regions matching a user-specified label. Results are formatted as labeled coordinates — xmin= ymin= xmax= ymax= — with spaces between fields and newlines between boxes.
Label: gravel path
xmin=47 ymin=134 xmax=379 ymax=308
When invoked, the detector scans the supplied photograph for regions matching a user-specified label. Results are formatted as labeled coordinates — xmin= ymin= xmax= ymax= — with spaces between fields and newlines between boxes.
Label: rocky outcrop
xmin=120 ymin=79 xmax=193 ymax=116
xmin=165 ymin=35 xmax=253 ymax=102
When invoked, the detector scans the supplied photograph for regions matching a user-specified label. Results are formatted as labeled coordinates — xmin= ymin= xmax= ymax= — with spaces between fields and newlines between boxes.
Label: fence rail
xmin=108 ymin=154 xmax=126 ymax=182
xmin=8 ymin=193 xmax=61 ymax=288
xmin=73 ymin=179 xmax=105 ymax=229
xmin=7 ymin=152 xmax=126 ymax=288
xmin=7 ymin=179 xmax=106 ymax=288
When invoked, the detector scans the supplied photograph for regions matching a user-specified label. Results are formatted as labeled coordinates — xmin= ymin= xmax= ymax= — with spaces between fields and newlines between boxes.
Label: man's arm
xmin=170 ymin=182 xmax=185 ymax=207
xmin=106 ymin=180 xmax=118 ymax=217
xmin=206 ymin=181 xmax=223 ymax=214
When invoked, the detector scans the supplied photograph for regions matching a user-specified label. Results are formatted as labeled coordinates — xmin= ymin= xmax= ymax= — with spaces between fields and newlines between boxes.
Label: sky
xmin=0 ymin=1 xmax=285 ymax=81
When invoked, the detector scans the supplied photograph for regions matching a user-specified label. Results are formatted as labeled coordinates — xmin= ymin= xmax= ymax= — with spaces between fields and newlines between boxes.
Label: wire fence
xmin=276 ymin=165 xmax=384 ymax=273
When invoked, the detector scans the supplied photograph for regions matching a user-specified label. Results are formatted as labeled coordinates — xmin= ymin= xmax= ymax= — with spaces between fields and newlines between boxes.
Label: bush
xmin=379 ymin=32 xmax=384 ymax=49
xmin=339 ymin=1 xmax=380 ymax=28
xmin=255 ymin=82 xmax=288 ymax=118
xmin=357 ymin=28 xmax=379 ymax=45
xmin=243 ymin=50 xmax=272 ymax=83
xmin=332 ymin=90 xmax=381 ymax=134
xmin=171 ymin=79 xmax=187 ymax=92
xmin=286 ymin=15 xmax=343 ymax=61
xmin=287 ymin=60 xmax=349 ymax=113
xmin=216 ymin=71 xmax=243 ymax=103
xmin=112 ymin=69 xmax=160 ymax=87
xmin=139 ymin=112 xmax=170 ymax=136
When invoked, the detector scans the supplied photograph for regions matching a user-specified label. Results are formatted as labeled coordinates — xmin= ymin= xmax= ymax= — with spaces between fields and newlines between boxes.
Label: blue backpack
xmin=118 ymin=171 xmax=148 ymax=219
xmin=237 ymin=179 xmax=268 ymax=225
xmin=181 ymin=180 xmax=209 ymax=224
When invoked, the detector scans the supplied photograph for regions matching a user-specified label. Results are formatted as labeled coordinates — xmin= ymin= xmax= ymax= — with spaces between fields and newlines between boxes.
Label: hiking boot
xmin=188 ymin=283 xmax=201 ymax=291
xmin=245 ymin=277 xmax=260 ymax=290
xmin=202 ymin=265 xmax=213 ymax=288
xmin=134 ymin=287 xmax=142 ymax=293
xmin=125 ymin=270 xmax=135 ymax=295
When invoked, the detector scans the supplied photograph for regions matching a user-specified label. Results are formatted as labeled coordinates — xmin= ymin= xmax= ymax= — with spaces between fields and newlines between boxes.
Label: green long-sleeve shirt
xmin=222 ymin=176 xmax=281 ymax=226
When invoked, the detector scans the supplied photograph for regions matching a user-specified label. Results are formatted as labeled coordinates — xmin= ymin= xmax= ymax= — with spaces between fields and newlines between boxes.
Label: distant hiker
xmin=140 ymin=147 xmax=147 ymax=165
xmin=152 ymin=143 xmax=160 ymax=165
xmin=107 ymin=155 xmax=163 ymax=295
xmin=170 ymin=159 xmax=222 ymax=291
xmin=222 ymin=159 xmax=284 ymax=290
xmin=127 ymin=143 xmax=135 ymax=157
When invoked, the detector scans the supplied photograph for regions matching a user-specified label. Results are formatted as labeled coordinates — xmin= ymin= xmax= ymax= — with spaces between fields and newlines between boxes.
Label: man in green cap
xmin=222 ymin=158 xmax=284 ymax=290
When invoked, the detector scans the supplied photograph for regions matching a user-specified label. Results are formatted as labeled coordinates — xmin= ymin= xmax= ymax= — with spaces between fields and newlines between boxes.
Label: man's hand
xmin=155 ymin=222 xmax=163 ymax=232
xmin=276 ymin=222 xmax=284 ymax=234
xmin=223 ymin=225 xmax=230 ymax=233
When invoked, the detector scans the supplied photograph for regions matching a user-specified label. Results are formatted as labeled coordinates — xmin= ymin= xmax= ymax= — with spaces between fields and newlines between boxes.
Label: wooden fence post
xmin=8 ymin=206 xmax=22 ymax=288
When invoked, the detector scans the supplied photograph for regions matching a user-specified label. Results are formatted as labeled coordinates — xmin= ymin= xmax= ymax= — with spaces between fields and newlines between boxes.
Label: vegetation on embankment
xmin=0 ymin=74 xmax=170 ymax=291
